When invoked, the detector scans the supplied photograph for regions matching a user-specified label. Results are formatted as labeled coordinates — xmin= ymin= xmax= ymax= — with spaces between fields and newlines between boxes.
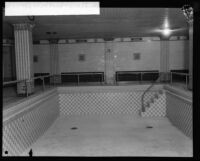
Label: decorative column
xmin=188 ymin=21 xmax=193 ymax=90
xmin=104 ymin=42 xmax=115 ymax=85
xmin=49 ymin=39 xmax=61 ymax=84
xmin=13 ymin=23 xmax=34 ymax=95
xmin=160 ymin=40 xmax=170 ymax=82
xmin=182 ymin=5 xmax=193 ymax=90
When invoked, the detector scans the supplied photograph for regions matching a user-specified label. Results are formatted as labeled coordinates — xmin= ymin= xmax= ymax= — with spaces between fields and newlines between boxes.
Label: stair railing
xmin=141 ymin=72 xmax=165 ymax=113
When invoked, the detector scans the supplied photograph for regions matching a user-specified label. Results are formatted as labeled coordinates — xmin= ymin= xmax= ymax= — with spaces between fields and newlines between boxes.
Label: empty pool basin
xmin=3 ymin=85 xmax=192 ymax=156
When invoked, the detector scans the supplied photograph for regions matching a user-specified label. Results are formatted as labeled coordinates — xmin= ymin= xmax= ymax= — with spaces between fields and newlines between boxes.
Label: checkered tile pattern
xmin=3 ymin=95 xmax=59 ymax=156
xmin=166 ymin=92 xmax=192 ymax=139
xmin=141 ymin=91 xmax=166 ymax=117
xmin=58 ymin=91 xmax=157 ymax=116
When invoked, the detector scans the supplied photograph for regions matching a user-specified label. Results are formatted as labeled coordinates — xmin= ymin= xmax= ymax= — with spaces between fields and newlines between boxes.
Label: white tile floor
xmin=21 ymin=115 xmax=192 ymax=157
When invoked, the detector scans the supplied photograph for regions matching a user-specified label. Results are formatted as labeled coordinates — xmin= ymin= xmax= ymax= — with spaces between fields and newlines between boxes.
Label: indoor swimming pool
xmin=2 ymin=84 xmax=192 ymax=157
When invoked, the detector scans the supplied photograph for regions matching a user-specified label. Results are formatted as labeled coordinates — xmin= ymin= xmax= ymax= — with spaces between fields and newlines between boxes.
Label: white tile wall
xmin=58 ymin=43 xmax=105 ymax=72
xmin=33 ymin=44 xmax=51 ymax=73
xmin=113 ymin=41 xmax=161 ymax=71
xmin=33 ymin=40 xmax=189 ymax=74
xmin=169 ymin=40 xmax=189 ymax=70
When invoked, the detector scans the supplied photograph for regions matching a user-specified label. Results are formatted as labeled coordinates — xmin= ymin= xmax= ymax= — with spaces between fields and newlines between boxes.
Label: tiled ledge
xmin=57 ymin=84 xmax=164 ymax=94
xmin=3 ymin=88 xmax=58 ymax=124
xmin=163 ymin=85 xmax=192 ymax=103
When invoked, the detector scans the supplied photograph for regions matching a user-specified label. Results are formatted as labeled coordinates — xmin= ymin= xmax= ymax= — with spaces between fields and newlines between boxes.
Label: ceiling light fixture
xmin=162 ymin=17 xmax=171 ymax=36
xmin=163 ymin=28 xmax=171 ymax=36
xmin=5 ymin=2 xmax=100 ymax=16
xmin=163 ymin=18 xmax=169 ymax=28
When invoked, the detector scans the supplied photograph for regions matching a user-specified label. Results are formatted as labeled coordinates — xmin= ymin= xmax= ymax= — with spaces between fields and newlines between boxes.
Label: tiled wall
xmin=3 ymin=46 xmax=15 ymax=81
xmin=32 ymin=40 xmax=188 ymax=74
xmin=3 ymin=89 xmax=59 ymax=156
xmin=169 ymin=40 xmax=189 ymax=70
xmin=58 ymin=43 xmax=105 ymax=72
xmin=58 ymin=86 xmax=162 ymax=116
xmin=165 ymin=89 xmax=192 ymax=139
xmin=113 ymin=41 xmax=160 ymax=71
xmin=33 ymin=44 xmax=50 ymax=73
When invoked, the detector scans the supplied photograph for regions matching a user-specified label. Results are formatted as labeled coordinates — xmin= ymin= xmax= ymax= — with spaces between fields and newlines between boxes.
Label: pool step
xmin=141 ymin=90 xmax=166 ymax=117
xmin=146 ymin=91 xmax=164 ymax=108
xmin=144 ymin=96 xmax=157 ymax=109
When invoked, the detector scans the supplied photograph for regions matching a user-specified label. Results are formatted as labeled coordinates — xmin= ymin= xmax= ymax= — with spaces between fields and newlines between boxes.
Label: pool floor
xmin=21 ymin=114 xmax=192 ymax=156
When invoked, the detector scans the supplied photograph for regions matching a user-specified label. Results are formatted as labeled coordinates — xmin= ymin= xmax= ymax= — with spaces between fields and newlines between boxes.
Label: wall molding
xmin=32 ymin=36 xmax=188 ymax=45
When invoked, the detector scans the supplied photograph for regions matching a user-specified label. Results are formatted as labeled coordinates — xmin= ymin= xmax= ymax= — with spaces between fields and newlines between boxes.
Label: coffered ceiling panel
xmin=3 ymin=8 xmax=188 ymax=40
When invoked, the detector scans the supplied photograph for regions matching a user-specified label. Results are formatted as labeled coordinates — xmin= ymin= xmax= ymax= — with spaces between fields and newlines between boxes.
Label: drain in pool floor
xmin=146 ymin=126 xmax=153 ymax=128
xmin=71 ymin=127 xmax=78 ymax=130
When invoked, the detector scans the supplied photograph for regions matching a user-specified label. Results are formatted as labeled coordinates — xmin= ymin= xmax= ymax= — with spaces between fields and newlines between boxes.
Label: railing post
xmin=186 ymin=74 xmax=188 ymax=89
xmin=77 ymin=74 xmax=79 ymax=86
xmin=60 ymin=73 xmax=62 ymax=85
xmin=170 ymin=72 xmax=172 ymax=84
xmin=42 ymin=77 xmax=45 ymax=91
xmin=116 ymin=72 xmax=118 ymax=85
xmin=101 ymin=73 xmax=103 ymax=85
xmin=25 ymin=80 xmax=28 ymax=97
xmin=54 ymin=75 xmax=55 ymax=87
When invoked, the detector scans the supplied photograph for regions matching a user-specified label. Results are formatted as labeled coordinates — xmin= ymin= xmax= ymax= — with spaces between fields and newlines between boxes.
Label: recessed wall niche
xmin=33 ymin=55 xmax=38 ymax=62
xmin=78 ymin=54 xmax=85 ymax=62
xmin=133 ymin=53 xmax=141 ymax=60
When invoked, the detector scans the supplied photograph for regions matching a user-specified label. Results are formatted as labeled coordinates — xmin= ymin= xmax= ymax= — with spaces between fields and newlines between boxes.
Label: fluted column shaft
xmin=13 ymin=23 xmax=34 ymax=95
xmin=50 ymin=40 xmax=61 ymax=84
xmin=188 ymin=21 xmax=193 ymax=90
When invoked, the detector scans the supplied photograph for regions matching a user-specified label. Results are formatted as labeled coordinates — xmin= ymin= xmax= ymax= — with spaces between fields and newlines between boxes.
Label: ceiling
xmin=3 ymin=8 xmax=189 ymax=40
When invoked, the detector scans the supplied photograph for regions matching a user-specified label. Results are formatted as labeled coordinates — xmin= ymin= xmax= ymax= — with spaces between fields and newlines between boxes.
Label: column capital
xmin=181 ymin=5 xmax=193 ymax=23
xmin=13 ymin=23 xmax=35 ymax=31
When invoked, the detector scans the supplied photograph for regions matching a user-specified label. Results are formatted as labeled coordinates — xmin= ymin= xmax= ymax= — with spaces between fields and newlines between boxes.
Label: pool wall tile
xmin=3 ymin=92 xmax=59 ymax=156
xmin=58 ymin=91 xmax=158 ymax=115
xmin=166 ymin=91 xmax=192 ymax=139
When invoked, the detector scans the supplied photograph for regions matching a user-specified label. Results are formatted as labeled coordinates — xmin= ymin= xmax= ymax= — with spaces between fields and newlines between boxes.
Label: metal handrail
xmin=32 ymin=74 xmax=54 ymax=80
xmin=3 ymin=74 xmax=54 ymax=94
xmin=170 ymin=72 xmax=191 ymax=88
xmin=3 ymin=74 xmax=54 ymax=85
xmin=116 ymin=71 xmax=159 ymax=74
xmin=3 ymin=79 xmax=28 ymax=85
xmin=3 ymin=74 xmax=55 ymax=97
xmin=61 ymin=72 xmax=104 ymax=85
xmin=141 ymin=72 xmax=164 ymax=113
xmin=170 ymin=72 xmax=190 ymax=76
xmin=116 ymin=71 xmax=159 ymax=83
xmin=61 ymin=72 xmax=103 ymax=75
